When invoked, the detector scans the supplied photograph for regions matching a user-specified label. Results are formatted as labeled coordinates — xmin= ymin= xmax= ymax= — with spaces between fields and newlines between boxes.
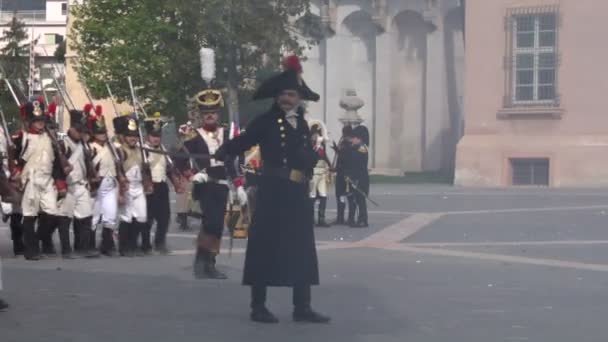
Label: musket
xmin=127 ymin=76 xmax=153 ymax=194
xmin=345 ymin=176 xmax=379 ymax=207
xmin=101 ymin=84 xmax=129 ymax=199
xmin=4 ymin=79 xmax=22 ymax=108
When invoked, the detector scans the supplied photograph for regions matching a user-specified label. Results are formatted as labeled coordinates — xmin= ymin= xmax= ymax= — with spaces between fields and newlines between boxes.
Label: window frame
xmin=503 ymin=6 xmax=561 ymax=109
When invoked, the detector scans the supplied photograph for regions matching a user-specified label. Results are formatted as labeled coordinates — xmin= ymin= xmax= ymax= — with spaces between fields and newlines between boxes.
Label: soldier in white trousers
xmin=117 ymin=116 xmax=148 ymax=256
xmin=51 ymin=108 xmax=101 ymax=258
xmin=11 ymin=98 xmax=70 ymax=260
xmin=89 ymin=114 xmax=126 ymax=256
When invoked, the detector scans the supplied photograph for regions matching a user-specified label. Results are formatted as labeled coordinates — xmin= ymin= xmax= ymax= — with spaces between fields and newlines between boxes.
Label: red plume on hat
xmin=47 ymin=102 xmax=57 ymax=118
xmin=282 ymin=55 xmax=303 ymax=73
xmin=83 ymin=103 xmax=93 ymax=114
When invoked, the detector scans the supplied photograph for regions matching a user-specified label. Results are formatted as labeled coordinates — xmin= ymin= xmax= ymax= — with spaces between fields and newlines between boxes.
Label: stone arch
xmin=388 ymin=10 xmax=432 ymax=171
xmin=341 ymin=10 xmax=377 ymax=63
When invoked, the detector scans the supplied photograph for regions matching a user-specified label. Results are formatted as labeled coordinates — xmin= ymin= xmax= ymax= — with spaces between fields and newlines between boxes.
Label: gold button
xmin=281 ymin=142 xmax=286 ymax=147
xmin=281 ymin=133 xmax=286 ymax=138
xmin=283 ymin=158 xmax=288 ymax=164
xmin=278 ymin=118 xmax=283 ymax=124
xmin=280 ymin=126 xmax=285 ymax=131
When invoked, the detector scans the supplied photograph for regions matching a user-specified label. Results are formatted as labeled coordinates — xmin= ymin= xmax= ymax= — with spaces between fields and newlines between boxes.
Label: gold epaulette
xmin=358 ymin=145 xmax=368 ymax=154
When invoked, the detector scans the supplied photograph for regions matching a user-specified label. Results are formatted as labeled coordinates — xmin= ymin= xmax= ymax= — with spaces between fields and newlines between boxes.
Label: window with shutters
xmin=510 ymin=158 xmax=550 ymax=186
xmin=499 ymin=6 xmax=562 ymax=118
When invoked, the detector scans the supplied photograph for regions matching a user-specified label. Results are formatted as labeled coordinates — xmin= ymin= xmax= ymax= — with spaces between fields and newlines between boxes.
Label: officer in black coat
xmin=218 ymin=55 xmax=330 ymax=324
xmin=346 ymin=126 xmax=370 ymax=228
xmin=332 ymin=125 xmax=353 ymax=225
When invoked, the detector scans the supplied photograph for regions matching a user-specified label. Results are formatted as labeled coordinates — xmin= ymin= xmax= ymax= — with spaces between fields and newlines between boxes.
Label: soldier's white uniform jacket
xmin=91 ymin=140 xmax=118 ymax=228
xmin=118 ymin=144 xmax=146 ymax=223
xmin=309 ymin=139 xmax=330 ymax=198
xmin=57 ymin=137 xmax=93 ymax=219
xmin=12 ymin=129 xmax=66 ymax=217
xmin=145 ymin=143 xmax=167 ymax=183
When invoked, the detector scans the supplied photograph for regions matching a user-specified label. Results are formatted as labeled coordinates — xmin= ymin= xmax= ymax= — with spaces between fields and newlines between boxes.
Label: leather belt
xmin=263 ymin=167 xmax=306 ymax=184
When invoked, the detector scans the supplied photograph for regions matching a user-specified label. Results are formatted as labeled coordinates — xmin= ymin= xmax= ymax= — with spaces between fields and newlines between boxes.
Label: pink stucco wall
xmin=455 ymin=0 xmax=608 ymax=187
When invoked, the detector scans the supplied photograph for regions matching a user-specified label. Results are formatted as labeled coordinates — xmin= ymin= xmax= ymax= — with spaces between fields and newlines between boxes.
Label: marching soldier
xmin=142 ymin=113 xmax=184 ymax=254
xmin=331 ymin=125 xmax=353 ymax=225
xmin=11 ymin=97 xmax=70 ymax=260
xmin=175 ymin=89 xmax=233 ymax=279
xmin=217 ymin=55 xmax=330 ymax=324
xmin=117 ymin=115 xmax=149 ymax=257
xmin=175 ymin=122 xmax=194 ymax=231
xmin=346 ymin=126 xmax=369 ymax=228
xmin=89 ymin=114 xmax=125 ymax=256
xmin=50 ymin=106 xmax=100 ymax=258
xmin=308 ymin=120 xmax=332 ymax=227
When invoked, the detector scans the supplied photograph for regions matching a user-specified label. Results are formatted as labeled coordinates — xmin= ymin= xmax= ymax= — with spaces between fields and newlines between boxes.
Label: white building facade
xmin=301 ymin=0 xmax=465 ymax=174
xmin=0 ymin=0 xmax=68 ymax=92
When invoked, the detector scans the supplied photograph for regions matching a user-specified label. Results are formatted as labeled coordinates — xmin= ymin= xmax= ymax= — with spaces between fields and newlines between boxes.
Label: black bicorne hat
xmin=252 ymin=55 xmax=320 ymax=102
xmin=352 ymin=125 xmax=370 ymax=146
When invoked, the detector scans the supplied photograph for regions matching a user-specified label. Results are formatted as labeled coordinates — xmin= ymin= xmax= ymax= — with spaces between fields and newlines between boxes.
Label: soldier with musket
xmin=11 ymin=97 xmax=70 ymax=260
xmin=47 ymin=105 xmax=101 ymax=258
xmin=142 ymin=113 xmax=184 ymax=254
xmin=216 ymin=55 xmax=330 ymax=324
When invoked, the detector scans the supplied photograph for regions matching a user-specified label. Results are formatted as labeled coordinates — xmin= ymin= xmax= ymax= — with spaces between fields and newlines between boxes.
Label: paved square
xmin=3 ymin=185 xmax=608 ymax=341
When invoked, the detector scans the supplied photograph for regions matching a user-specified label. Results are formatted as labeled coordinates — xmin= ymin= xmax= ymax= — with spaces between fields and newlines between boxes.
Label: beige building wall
xmin=455 ymin=0 xmax=608 ymax=187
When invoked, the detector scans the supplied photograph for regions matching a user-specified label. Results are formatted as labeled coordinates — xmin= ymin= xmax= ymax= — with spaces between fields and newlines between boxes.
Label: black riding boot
xmin=22 ymin=216 xmax=40 ymax=260
xmin=100 ymin=227 xmax=116 ymax=256
xmin=38 ymin=213 xmax=57 ymax=256
xmin=9 ymin=213 xmax=24 ymax=256
xmin=74 ymin=217 xmax=100 ymax=258
xmin=176 ymin=213 xmax=189 ymax=231
xmin=250 ymin=286 xmax=278 ymax=323
xmin=292 ymin=286 xmax=331 ymax=323
xmin=118 ymin=221 xmax=133 ymax=257
xmin=57 ymin=216 xmax=74 ymax=258
xmin=316 ymin=197 xmax=330 ymax=227
xmin=193 ymin=249 xmax=227 ymax=279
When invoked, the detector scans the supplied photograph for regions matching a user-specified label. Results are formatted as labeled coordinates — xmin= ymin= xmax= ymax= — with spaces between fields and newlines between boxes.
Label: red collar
xmin=202 ymin=124 xmax=218 ymax=132
xmin=27 ymin=127 xmax=43 ymax=134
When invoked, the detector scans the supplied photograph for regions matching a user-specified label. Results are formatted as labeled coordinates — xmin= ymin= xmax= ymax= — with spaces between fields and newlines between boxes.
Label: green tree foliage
xmin=0 ymin=14 xmax=30 ymax=124
xmin=70 ymin=0 xmax=318 ymax=124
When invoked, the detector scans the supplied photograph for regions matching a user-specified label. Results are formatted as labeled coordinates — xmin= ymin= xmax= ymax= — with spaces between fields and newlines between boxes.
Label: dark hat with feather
xmin=252 ymin=55 xmax=320 ymax=102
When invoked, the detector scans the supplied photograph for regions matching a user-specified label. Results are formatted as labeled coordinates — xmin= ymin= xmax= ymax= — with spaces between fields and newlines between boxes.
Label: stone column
xmin=423 ymin=8 xmax=449 ymax=172
xmin=373 ymin=31 xmax=391 ymax=171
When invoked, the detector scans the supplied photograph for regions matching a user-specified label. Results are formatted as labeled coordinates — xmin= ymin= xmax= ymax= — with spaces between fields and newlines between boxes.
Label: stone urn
xmin=339 ymin=88 xmax=364 ymax=126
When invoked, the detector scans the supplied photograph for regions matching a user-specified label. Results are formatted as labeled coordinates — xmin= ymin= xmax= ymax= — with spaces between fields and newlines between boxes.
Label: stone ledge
xmin=497 ymin=107 xmax=564 ymax=120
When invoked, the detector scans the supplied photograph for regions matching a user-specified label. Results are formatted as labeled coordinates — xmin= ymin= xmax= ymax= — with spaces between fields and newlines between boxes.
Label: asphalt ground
xmin=2 ymin=184 xmax=608 ymax=341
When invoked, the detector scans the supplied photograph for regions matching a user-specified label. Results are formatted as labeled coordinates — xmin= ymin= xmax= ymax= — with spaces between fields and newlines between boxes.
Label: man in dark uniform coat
xmin=175 ymin=89 xmax=234 ymax=279
xmin=217 ymin=55 xmax=330 ymax=324
xmin=332 ymin=125 xmax=353 ymax=225
xmin=346 ymin=126 xmax=369 ymax=228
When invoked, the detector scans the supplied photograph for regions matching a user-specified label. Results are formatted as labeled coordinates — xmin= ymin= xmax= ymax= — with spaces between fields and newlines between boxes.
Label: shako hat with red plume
xmin=252 ymin=55 xmax=320 ymax=102
xmin=87 ymin=105 xmax=106 ymax=134
xmin=21 ymin=96 xmax=48 ymax=123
